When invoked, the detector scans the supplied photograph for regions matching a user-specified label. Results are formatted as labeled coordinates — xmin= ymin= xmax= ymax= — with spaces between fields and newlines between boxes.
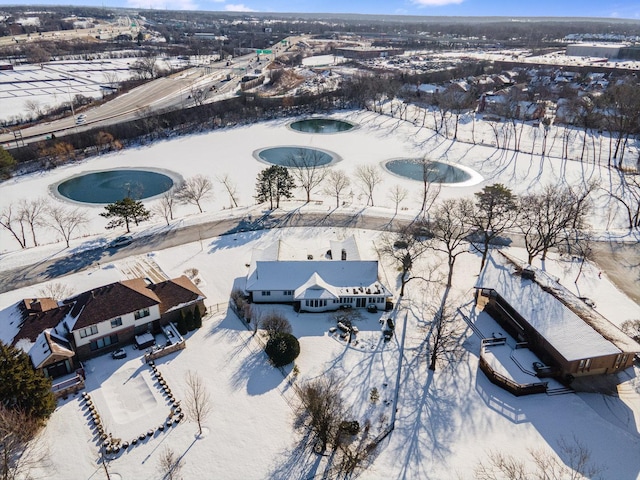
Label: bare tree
xmin=515 ymin=184 xmax=592 ymax=264
xmin=216 ymin=174 xmax=239 ymax=208
xmin=388 ymin=184 xmax=408 ymax=215
xmin=175 ymin=175 xmax=214 ymax=213
xmin=355 ymin=165 xmax=383 ymax=207
xmin=130 ymin=55 xmax=157 ymax=80
xmin=0 ymin=405 xmax=43 ymax=480
xmin=46 ymin=205 xmax=88 ymax=248
xmin=296 ymin=373 xmax=347 ymax=454
xmin=475 ymin=436 xmax=604 ymax=480
xmin=24 ymin=99 xmax=44 ymax=119
xmin=322 ymin=170 xmax=351 ymax=208
xmin=561 ymin=230 xmax=594 ymax=285
xmin=430 ymin=199 xmax=474 ymax=287
xmin=607 ymin=175 xmax=640 ymax=230
xmin=37 ymin=282 xmax=73 ymax=300
xmin=189 ymin=84 xmax=207 ymax=107
xmin=157 ymin=446 xmax=184 ymax=480
xmin=0 ymin=204 xmax=27 ymax=249
xmin=380 ymin=224 xmax=431 ymax=296
xmin=184 ymin=370 xmax=212 ymax=437
xmin=621 ymin=319 xmax=640 ymax=343
xmin=427 ymin=300 xmax=465 ymax=371
xmin=19 ymin=197 xmax=47 ymax=247
xmin=417 ymin=158 xmax=442 ymax=217
xmin=260 ymin=312 xmax=292 ymax=338
xmin=152 ymin=190 xmax=177 ymax=226
xmin=289 ymin=149 xmax=329 ymax=203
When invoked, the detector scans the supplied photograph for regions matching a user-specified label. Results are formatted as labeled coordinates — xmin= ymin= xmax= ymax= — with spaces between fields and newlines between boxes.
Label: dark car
xmin=108 ymin=235 xmax=133 ymax=248
xmin=111 ymin=348 xmax=127 ymax=359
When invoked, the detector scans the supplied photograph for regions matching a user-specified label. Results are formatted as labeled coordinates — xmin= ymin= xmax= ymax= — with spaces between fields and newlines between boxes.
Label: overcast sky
xmin=2 ymin=0 xmax=639 ymax=20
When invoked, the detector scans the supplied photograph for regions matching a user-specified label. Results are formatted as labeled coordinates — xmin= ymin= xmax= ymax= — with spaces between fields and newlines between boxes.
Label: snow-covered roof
xmin=330 ymin=236 xmax=361 ymax=261
xmin=246 ymin=260 xmax=388 ymax=296
xmin=29 ymin=329 xmax=74 ymax=369
xmin=476 ymin=253 xmax=625 ymax=361
xmin=294 ymin=273 xmax=339 ymax=300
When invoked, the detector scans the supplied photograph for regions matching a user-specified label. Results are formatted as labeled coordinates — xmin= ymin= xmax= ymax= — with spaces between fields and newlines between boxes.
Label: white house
xmin=245 ymin=237 xmax=391 ymax=313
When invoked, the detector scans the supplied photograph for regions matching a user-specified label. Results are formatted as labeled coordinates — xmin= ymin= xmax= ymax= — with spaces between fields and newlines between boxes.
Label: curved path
xmin=0 ymin=210 xmax=638 ymax=304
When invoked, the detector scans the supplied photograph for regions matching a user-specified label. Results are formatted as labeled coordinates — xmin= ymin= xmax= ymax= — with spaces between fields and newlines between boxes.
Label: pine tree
xmin=194 ymin=307 xmax=202 ymax=328
xmin=185 ymin=309 xmax=196 ymax=331
xmin=100 ymin=197 xmax=152 ymax=233
xmin=0 ymin=341 xmax=56 ymax=420
xmin=0 ymin=146 xmax=17 ymax=179
xmin=176 ymin=311 xmax=188 ymax=335
xmin=255 ymin=165 xmax=295 ymax=209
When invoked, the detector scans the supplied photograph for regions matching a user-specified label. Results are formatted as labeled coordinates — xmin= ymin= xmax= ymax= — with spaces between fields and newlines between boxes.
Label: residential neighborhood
xmin=0 ymin=5 xmax=639 ymax=480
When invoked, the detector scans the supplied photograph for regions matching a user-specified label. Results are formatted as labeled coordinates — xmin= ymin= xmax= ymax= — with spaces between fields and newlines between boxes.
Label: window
xmin=261 ymin=291 xmax=271 ymax=296
xmin=284 ymin=290 xmax=293 ymax=296
xmin=90 ymin=334 xmax=118 ymax=351
xmin=111 ymin=317 xmax=122 ymax=328
xmin=578 ymin=359 xmax=585 ymax=370
xmin=79 ymin=325 xmax=98 ymax=338
xmin=134 ymin=308 xmax=150 ymax=320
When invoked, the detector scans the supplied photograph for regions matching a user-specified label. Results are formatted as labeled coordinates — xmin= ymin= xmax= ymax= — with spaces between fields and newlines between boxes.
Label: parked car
xmin=108 ymin=235 xmax=133 ymax=248
xmin=111 ymin=348 xmax=127 ymax=359
xmin=366 ymin=303 xmax=378 ymax=313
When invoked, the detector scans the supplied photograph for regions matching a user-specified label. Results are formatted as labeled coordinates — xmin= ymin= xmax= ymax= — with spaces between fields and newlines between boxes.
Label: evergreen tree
xmin=0 ymin=146 xmax=17 ymax=179
xmin=176 ymin=310 xmax=188 ymax=335
xmin=255 ymin=165 xmax=295 ymax=209
xmin=193 ymin=307 xmax=202 ymax=328
xmin=100 ymin=197 xmax=152 ymax=233
xmin=185 ymin=309 xmax=196 ymax=331
xmin=0 ymin=341 xmax=56 ymax=420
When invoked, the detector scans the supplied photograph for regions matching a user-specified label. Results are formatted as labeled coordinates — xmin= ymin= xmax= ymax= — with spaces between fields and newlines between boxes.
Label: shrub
xmin=185 ymin=310 xmax=196 ymax=331
xmin=339 ymin=420 xmax=360 ymax=435
xmin=265 ymin=332 xmax=300 ymax=367
xmin=194 ymin=307 xmax=202 ymax=328
xmin=176 ymin=311 xmax=188 ymax=335
xmin=261 ymin=312 xmax=292 ymax=338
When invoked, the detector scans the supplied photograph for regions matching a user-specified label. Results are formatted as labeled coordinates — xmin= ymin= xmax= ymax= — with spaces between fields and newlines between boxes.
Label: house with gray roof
xmin=475 ymin=252 xmax=639 ymax=381
xmin=245 ymin=238 xmax=391 ymax=313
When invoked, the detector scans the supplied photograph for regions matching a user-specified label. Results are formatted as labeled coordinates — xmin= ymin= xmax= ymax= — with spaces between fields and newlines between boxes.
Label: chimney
xmin=30 ymin=299 xmax=42 ymax=312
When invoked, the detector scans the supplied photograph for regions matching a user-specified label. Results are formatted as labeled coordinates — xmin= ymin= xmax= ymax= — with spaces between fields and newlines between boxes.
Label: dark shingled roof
xmin=65 ymin=279 xmax=161 ymax=331
xmin=148 ymin=275 xmax=206 ymax=315
xmin=13 ymin=303 xmax=72 ymax=345
xmin=20 ymin=297 xmax=59 ymax=316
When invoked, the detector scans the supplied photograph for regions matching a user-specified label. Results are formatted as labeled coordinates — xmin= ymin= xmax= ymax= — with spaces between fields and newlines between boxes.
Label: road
xmin=0 ymin=53 xmax=259 ymax=147
xmin=0 ymin=211 xmax=637 ymax=304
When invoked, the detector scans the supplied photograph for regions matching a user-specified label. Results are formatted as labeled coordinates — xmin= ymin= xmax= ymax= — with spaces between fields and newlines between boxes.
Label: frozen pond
xmin=289 ymin=118 xmax=355 ymax=133
xmin=254 ymin=146 xmax=338 ymax=167
xmin=384 ymin=158 xmax=474 ymax=184
xmin=55 ymin=169 xmax=175 ymax=204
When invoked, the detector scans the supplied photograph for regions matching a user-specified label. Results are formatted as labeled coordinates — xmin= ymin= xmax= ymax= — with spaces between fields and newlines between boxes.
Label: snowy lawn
xmin=1 ymin=226 xmax=639 ymax=479
xmin=0 ymin=109 xmax=639 ymax=479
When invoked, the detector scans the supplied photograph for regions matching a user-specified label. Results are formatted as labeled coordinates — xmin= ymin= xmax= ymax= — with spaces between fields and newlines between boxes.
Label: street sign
xmin=255 ymin=49 xmax=273 ymax=54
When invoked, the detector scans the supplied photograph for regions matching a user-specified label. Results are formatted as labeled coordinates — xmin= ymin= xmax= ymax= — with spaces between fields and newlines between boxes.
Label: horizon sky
xmin=1 ymin=0 xmax=640 ymax=21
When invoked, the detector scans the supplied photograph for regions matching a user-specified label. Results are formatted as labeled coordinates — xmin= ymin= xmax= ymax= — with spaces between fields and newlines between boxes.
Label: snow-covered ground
xmin=0 ymin=57 xmax=191 ymax=124
xmin=1 ymin=108 xmax=638 ymax=257
xmin=1 ymin=109 xmax=640 ymax=479
xmin=1 ymin=226 xmax=639 ymax=479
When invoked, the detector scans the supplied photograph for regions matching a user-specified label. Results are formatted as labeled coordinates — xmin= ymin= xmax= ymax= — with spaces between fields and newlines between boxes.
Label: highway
xmin=0 ymin=51 xmax=266 ymax=146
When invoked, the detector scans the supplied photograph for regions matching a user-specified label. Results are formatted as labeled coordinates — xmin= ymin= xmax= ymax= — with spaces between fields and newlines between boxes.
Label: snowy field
xmin=0 ymin=109 xmax=640 ymax=478
xmin=0 ymin=57 xmax=190 ymax=124
xmin=1 ymin=226 xmax=639 ymax=479
xmin=1 ymin=108 xmax=638 ymax=258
